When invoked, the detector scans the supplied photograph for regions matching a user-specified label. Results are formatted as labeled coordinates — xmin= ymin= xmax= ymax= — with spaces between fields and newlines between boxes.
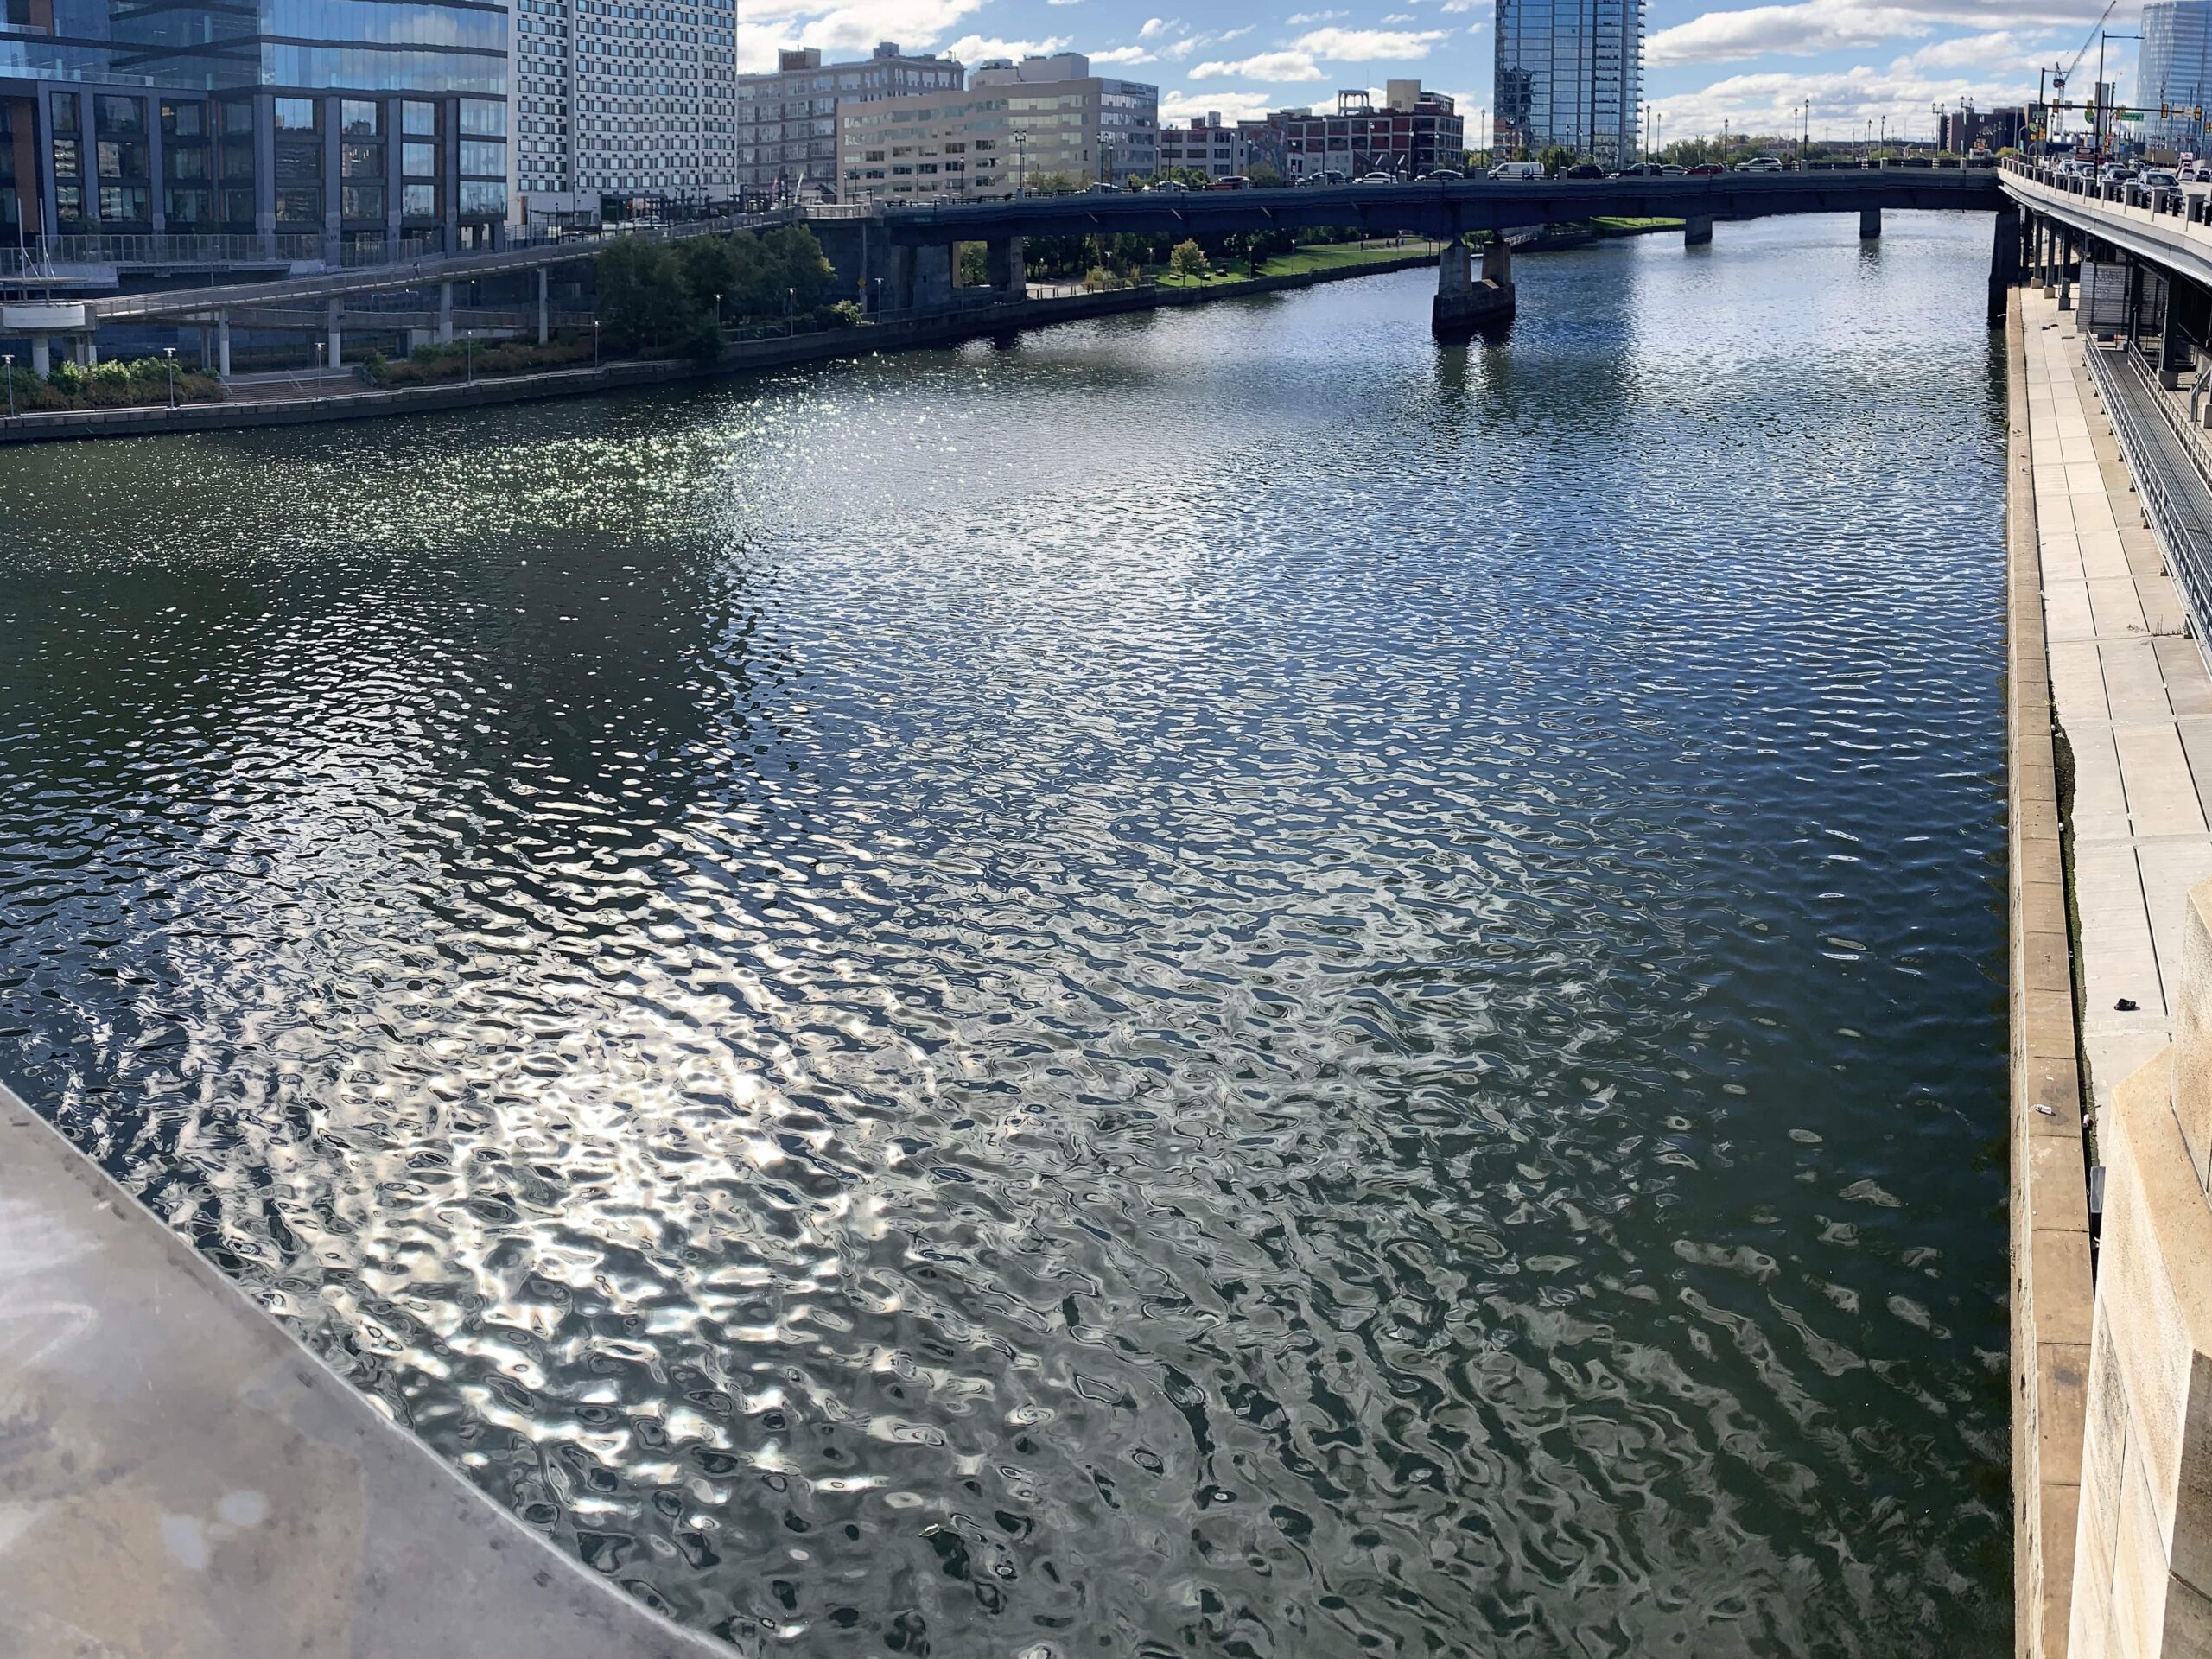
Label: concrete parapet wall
xmin=0 ymin=1080 xmax=727 ymax=1658
xmin=2012 ymin=289 xmax=2099 ymax=1659
xmin=2069 ymin=995 xmax=2212 ymax=1656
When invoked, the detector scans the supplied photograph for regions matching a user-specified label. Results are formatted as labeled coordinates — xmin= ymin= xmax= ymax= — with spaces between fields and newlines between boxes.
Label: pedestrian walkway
xmin=2023 ymin=288 xmax=2212 ymax=1107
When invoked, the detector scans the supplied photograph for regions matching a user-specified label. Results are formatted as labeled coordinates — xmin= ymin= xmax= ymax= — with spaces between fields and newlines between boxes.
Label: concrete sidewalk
xmin=2023 ymin=289 xmax=2212 ymax=1107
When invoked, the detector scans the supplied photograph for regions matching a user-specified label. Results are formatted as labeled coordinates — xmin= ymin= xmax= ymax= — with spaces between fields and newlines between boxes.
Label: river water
xmin=0 ymin=214 xmax=2009 ymax=1656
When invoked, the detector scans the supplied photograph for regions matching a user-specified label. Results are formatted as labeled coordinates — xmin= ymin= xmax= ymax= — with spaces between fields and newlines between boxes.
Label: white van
xmin=1489 ymin=161 xmax=1544 ymax=181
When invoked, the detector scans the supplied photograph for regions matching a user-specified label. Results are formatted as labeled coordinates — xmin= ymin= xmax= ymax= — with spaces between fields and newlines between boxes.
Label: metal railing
xmin=2085 ymin=334 xmax=2212 ymax=650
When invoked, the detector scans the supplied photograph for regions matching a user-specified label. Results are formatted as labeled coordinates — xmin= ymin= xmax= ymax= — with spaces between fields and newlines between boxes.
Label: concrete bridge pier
xmin=2038 ymin=217 xmax=2056 ymax=296
xmin=2059 ymin=231 xmax=2075 ymax=312
xmin=1860 ymin=207 xmax=1882 ymax=240
xmin=325 ymin=299 xmax=342 ymax=372
xmin=28 ymin=333 xmax=48 ymax=377
xmin=1431 ymin=234 xmax=1515 ymax=339
xmin=216 ymin=314 xmax=231 ymax=379
xmin=537 ymin=267 xmax=550 ymax=345
xmin=1683 ymin=215 xmax=1713 ymax=247
xmin=893 ymin=245 xmax=956 ymax=314
xmin=1989 ymin=202 xmax=2022 ymax=328
xmin=79 ymin=333 xmax=98 ymax=368
xmin=985 ymin=236 xmax=1027 ymax=301
xmin=438 ymin=282 xmax=454 ymax=343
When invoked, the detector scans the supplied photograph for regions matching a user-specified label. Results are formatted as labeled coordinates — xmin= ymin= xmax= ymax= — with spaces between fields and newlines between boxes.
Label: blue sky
xmin=739 ymin=0 xmax=2145 ymax=146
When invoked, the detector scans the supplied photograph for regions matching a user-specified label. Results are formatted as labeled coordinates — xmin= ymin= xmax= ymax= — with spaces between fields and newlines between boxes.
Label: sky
xmin=733 ymin=0 xmax=2156 ymax=146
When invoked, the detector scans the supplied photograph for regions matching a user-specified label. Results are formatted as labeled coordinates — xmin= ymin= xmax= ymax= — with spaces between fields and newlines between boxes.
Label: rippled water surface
xmin=0 ymin=215 xmax=2009 ymax=1656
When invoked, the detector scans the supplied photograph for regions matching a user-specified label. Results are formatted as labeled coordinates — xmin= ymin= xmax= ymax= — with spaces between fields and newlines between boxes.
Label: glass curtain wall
xmin=1496 ymin=0 xmax=1643 ymax=164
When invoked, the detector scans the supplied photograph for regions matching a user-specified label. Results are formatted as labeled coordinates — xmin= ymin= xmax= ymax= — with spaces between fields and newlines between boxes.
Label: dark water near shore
xmin=0 ymin=214 xmax=2010 ymax=1656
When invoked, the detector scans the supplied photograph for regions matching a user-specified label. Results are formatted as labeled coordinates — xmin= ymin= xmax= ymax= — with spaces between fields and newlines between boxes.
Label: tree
xmin=595 ymin=239 xmax=697 ymax=355
xmin=1246 ymin=162 xmax=1284 ymax=188
xmin=1168 ymin=238 xmax=1210 ymax=283
xmin=957 ymin=240 xmax=988 ymax=286
xmin=1026 ymin=169 xmax=1079 ymax=197
xmin=1537 ymin=144 xmax=1579 ymax=176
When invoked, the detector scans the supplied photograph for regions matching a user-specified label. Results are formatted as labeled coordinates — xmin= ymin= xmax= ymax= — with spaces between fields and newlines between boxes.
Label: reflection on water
xmin=0 ymin=214 xmax=2008 ymax=1656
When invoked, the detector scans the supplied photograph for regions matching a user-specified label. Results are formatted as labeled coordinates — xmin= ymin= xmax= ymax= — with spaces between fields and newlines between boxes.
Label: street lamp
xmin=593 ymin=318 xmax=601 ymax=369
xmin=466 ymin=329 xmax=474 ymax=385
xmin=163 ymin=346 xmax=175 ymax=408
xmin=871 ymin=275 xmax=883 ymax=316
xmin=1015 ymin=132 xmax=1027 ymax=198
xmin=785 ymin=286 xmax=795 ymax=336
xmin=3 ymin=353 xmax=12 ymax=420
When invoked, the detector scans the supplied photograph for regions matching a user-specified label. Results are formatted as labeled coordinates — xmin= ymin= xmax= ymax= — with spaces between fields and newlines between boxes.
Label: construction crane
xmin=2052 ymin=0 xmax=2120 ymax=156
xmin=2060 ymin=0 xmax=2120 ymax=92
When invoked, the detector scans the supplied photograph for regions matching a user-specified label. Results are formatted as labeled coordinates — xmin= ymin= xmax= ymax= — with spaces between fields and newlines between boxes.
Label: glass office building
xmin=2139 ymin=3 xmax=2212 ymax=151
xmin=0 ymin=0 xmax=509 ymax=255
xmin=1495 ymin=0 xmax=1643 ymax=165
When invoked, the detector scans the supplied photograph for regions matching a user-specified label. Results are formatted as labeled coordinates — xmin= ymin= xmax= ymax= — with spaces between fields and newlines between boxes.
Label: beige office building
xmin=836 ymin=53 xmax=1157 ymax=204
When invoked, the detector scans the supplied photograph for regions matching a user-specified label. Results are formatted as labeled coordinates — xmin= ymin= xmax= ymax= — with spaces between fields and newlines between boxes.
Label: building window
xmin=459 ymin=180 xmax=505 ymax=215
xmin=404 ymin=101 xmax=438 ymax=137
xmin=402 ymin=181 xmax=437 ymax=215
xmin=403 ymin=142 xmax=438 ymax=177
xmin=97 ymin=141 xmax=147 ymax=181
xmin=161 ymin=100 xmax=206 ymax=138
xmin=50 ymin=92 xmax=77 ymax=136
xmin=459 ymin=99 xmax=505 ymax=136
xmin=275 ymin=187 xmax=321 ymax=222
xmin=274 ymin=97 xmax=319 ymax=133
xmin=96 ymin=95 xmax=145 ymax=137
xmin=341 ymin=143 xmax=382 ymax=179
xmin=459 ymin=139 xmax=505 ymax=175
xmin=164 ymin=187 xmax=212 ymax=225
xmin=98 ymin=184 xmax=149 ymax=220
xmin=340 ymin=183 xmax=385 ymax=219
xmin=221 ymin=187 xmax=254 ymax=224
xmin=342 ymin=99 xmax=382 ymax=137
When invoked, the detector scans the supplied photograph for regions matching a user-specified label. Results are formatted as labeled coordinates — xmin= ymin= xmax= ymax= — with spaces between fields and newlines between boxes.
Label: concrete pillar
xmin=985 ymin=236 xmax=1027 ymax=301
xmin=81 ymin=332 xmax=97 ymax=368
xmin=1988 ymin=202 xmax=2021 ymax=328
xmin=438 ymin=281 xmax=454 ymax=343
xmin=1683 ymin=214 xmax=1713 ymax=246
xmin=217 ymin=313 xmax=231 ymax=379
xmin=29 ymin=334 xmax=48 ymax=378
xmin=908 ymin=244 xmax=953 ymax=313
xmin=326 ymin=298 xmax=341 ymax=371
xmin=2042 ymin=218 xmax=2058 ymax=297
xmin=1859 ymin=207 xmax=1882 ymax=239
xmin=537 ymin=266 xmax=549 ymax=345
xmin=2059 ymin=232 xmax=2074 ymax=312
xmin=1432 ymin=234 xmax=1514 ymax=338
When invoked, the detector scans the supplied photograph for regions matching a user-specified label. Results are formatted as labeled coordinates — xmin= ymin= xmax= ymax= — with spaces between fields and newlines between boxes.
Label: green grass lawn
xmin=1154 ymin=239 xmax=1439 ymax=287
xmin=1591 ymin=215 xmax=1687 ymax=232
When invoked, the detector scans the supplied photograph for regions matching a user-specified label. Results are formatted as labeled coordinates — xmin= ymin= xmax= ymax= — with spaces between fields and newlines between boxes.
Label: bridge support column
xmin=1431 ymin=234 xmax=1514 ymax=339
xmin=29 ymin=334 xmax=48 ymax=378
xmin=537 ymin=267 xmax=550 ymax=345
xmin=911 ymin=244 xmax=954 ymax=314
xmin=438 ymin=282 xmax=454 ymax=344
xmin=985 ymin=236 xmax=1027 ymax=302
xmin=1859 ymin=207 xmax=1882 ymax=240
xmin=1683 ymin=215 xmax=1713 ymax=247
xmin=1988 ymin=202 xmax=2021 ymax=328
xmin=2059 ymin=232 xmax=2075 ymax=312
xmin=216 ymin=314 xmax=231 ymax=379
xmin=80 ymin=332 xmax=97 ymax=368
xmin=325 ymin=299 xmax=341 ymax=372
xmin=2039 ymin=218 xmax=2056 ymax=296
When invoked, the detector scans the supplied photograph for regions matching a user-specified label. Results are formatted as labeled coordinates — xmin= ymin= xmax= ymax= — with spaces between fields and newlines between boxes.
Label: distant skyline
xmin=731 ymin=0 xmax=2151 ymax=145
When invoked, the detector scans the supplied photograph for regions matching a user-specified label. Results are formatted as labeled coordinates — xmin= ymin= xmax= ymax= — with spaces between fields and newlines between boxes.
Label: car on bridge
xmin=1488 ymin=161 xmax=1544 ymax=181
xmin=1561 ymin=162 xmax=1605 ymax=179
xmin=1736 ymin=156 xmax=1784 ymax=172
xmin=1211 ymin=175 xmax=1252 ymax=190
xmin=1145 ymin=179 xmax=1191 ymax=193
xmin=1420 ymin=168 xmax=1464 ymax=181
xmin=1687 ymin=162 xmax=1726 ymax=177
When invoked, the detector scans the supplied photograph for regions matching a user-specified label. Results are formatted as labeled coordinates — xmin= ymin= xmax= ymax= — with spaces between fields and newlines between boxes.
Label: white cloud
xmin=1648 ymin=0 xmax=2135 ymax=67
xmin=1294 ymin=25 xmax=1449 ymax=57
xmin=1283 ymin=9 xmax=1344 ymax=21
xmin=940 ymin=32 xmax=1069 ymax=60
xmin=1160 ymin=88 xmax=1283 ymax=122
xmin=1091 ymin=43 xmax=1156 ymax=63
xmin=1138 ymin=16 xmax=1170 ymax=35
xmin=1191 ymin=48 xmax=1323 ymax=79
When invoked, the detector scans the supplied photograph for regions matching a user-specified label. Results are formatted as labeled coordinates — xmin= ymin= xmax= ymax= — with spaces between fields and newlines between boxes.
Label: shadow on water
xmin=0 ymin=213 xmax=2011 ymax=1657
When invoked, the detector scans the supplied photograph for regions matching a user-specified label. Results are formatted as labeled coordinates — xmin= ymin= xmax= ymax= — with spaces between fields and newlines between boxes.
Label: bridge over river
xmin=0 ymin=166 xmax=2007 ymax=372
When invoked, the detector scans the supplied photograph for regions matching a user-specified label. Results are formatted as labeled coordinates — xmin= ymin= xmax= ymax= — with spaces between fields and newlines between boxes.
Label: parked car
xmin=1686 ymin=162 xmax=1726 ymax=177
xmin=1082 ymin=181 xmax=1123 ymax=194
xmin=1561 ymin=162 xmax=1605 ymax=179
xmin=1210 ymin=175 xmax=1251 ymax=190
xmin=1488 ymin=160 xmax=1544 ymax=181
xmin=1420 ymin=168 xmax=1464 ymax=181
xmin=1736 ymin=155 xmax=1783 ymax=172
xmin=1145 ymin=178 xmax=1191 ymax=193
xmin=1614 ymin=162 xmax=1669 ymax=176
xmin=1661 ymin=163 xmax=1689 ymax=176
xmin=1355 ymin=171 xmax=1399 ymax=184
